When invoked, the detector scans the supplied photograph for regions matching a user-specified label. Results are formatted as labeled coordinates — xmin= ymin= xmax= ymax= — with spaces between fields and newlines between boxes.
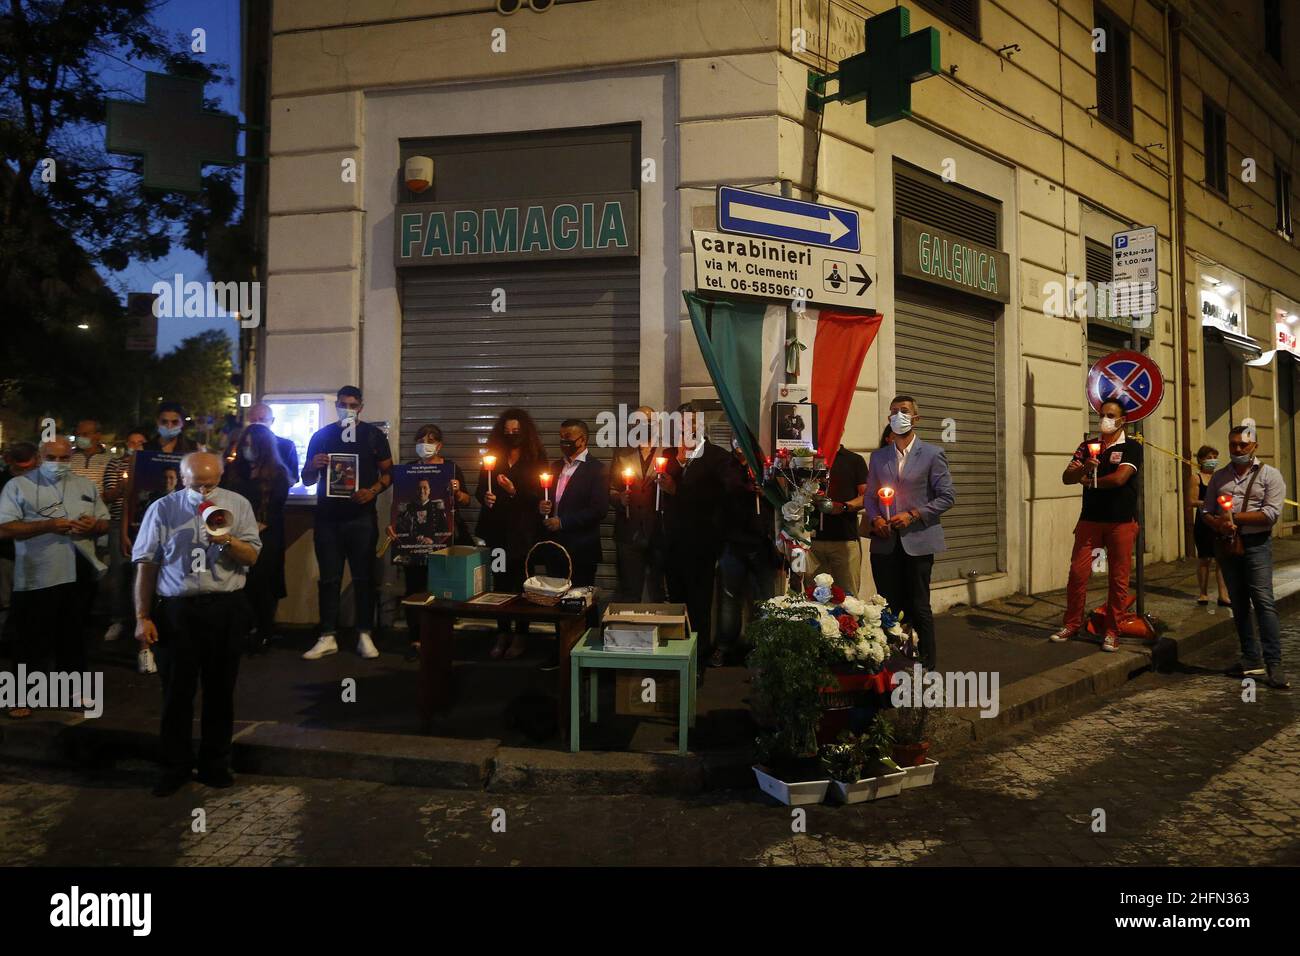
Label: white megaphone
xmin=197 ymin=500 xmax=234 ymax=539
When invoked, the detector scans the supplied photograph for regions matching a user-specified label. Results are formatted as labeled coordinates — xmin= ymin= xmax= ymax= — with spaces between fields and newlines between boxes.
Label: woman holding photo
xmin=475 ymin=408 xmax=546 ymax=660
xmin=222 ymin=423 xmax=291 ymax=654
xmin=389 ymin=425 xmax=472 ymax=659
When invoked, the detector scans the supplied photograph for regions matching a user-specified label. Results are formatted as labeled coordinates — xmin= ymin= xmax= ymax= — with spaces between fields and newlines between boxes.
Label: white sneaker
xmin=104 ymin=622 xmax=124 ymax=642
xmin=303 ymin=634 xmax=338 ymax=660
xmin=357 ymin=631 xmax=380 ymax=659
xmin=137 ymin=648 xmax=157 ymax=674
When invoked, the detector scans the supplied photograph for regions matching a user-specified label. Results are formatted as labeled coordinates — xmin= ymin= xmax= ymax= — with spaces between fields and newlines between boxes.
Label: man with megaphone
xmin=132 ymin=452 xmax=262 ymax=796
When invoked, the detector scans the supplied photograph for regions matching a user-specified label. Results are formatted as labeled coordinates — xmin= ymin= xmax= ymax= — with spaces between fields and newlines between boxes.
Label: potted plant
xmin=819 ymin=717 xmax=906 ymax=804
xmin=887 ymin=696 xmax=940 ymax=790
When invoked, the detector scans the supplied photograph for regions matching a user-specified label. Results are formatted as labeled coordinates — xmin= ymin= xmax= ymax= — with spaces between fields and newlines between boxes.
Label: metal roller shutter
xmin=399 ymin=259 xmax=640 ymax=592
xmin=894 ymin=297 xmax=1002 ymax=581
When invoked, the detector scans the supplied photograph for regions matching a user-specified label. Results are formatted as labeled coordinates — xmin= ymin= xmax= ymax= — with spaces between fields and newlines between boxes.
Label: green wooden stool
xmin=569 ymin=628 xmax=697 ymax=755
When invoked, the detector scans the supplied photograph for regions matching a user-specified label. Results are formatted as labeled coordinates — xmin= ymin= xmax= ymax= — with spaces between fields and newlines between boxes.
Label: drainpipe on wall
xmin=1166 ymin=5 xmax=1195 ymax=559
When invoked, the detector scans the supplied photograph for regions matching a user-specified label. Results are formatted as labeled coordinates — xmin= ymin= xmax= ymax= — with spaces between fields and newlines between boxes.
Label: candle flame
xmin=654 ymin=456 xmax=668 ymax=472
xmin=877 ymin=487 xmax=895 ymax=500
xmin=482 ymin=455 xmax=496 ymax=468
xmin=1217 ymin=494 xmax=1233 ymax=510
xmin=540 ymin=472 xmax=552 ymax=485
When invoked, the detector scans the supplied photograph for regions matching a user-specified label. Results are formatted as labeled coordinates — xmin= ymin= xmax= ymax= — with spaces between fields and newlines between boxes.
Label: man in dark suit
xmin=538 ymin=419 xmax=608 ymax=587
xmin=248 ymin=403 xmax=299 ymax=481
xmin=659 ymin=406 xmax=740 ymax=673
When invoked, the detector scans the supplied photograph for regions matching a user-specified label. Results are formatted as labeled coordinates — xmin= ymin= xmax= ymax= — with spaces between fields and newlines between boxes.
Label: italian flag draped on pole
xmin=683 ymin=291 xmax=883 ymax=491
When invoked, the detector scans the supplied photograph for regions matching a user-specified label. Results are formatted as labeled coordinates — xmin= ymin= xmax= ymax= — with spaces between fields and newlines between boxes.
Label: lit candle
xmin=1087 ymin=441 xmax=1102 ymax=489
xmin=622 ymin=466 xmax=634 ymax=517
xmin=1218 ymin=493 xmax=1235 ymax=527
xmin=482 ymin=454 xmax=496 ymax=493
xmin=877 ymin=486 xmax=895 ymax=521
xmin=540 ymin=471 xmax=552 ymax=502
xmin=654 ymin=456 xmax=668 ymax=511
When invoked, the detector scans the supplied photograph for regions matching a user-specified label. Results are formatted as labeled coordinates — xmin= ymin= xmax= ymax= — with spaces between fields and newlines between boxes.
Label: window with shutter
xmin=1094 ymin=4 xmax=1133 ymax=138
xmin=912 ymin=0 xmax=980 ymax=40
xmin=1203 ymin=97 xmax=1228 ymax=196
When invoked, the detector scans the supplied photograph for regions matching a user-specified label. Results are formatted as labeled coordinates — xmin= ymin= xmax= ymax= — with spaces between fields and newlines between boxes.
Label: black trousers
xmin=870 ymin=549 xmax=937 ymax=670
xmin=666 ymin=548 xmax=720 ymax=661
xmin=613 ymin=538 xmax=666 ymax=603
xmin=10 ymin=557 xmax=97 ymax=673
xmin=154 ymin=592 xmax=248 ymax=775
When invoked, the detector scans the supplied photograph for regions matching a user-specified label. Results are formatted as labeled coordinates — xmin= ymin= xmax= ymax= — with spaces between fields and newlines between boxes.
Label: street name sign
xmin=717 ymin=185 xmax=861 ymax=252
xmin=692 ymin=230 xmax=876 ymax=311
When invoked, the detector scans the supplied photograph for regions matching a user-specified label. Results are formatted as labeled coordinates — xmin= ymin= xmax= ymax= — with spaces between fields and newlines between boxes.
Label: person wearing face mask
xmin=133 ymin=452 xmax=261 ymax=794
xmin=475 ymin=408 xmax=546 ymax=659
xmin=863 ymin=396 xmax=955 ymax=670
xmin=101 ymin=429 xmax=149 ymax=650
xmin=301 ymin=386 xmax=394 ymax=661
xmin=390 ymin=425 xmax=471 ymax=659
xmin=0 ymin=443 xmax=39 ymax=633
xmin=0 ymin=438 xmax=110 ymax=718
xmin=222 ymin=424 xmax=291 ymax=654
xmin=69 ymin=419 xmax=112 ymax=495
xmin=538 ymin=419 xmax=608 ymax=592
xmin=146 ymin=402 xmax=201 ymax=455
xmin=1188 ymin=444 xmax=1230 ymax=608
xmin=1201 ymin=425 xmax=1289 ymax=690
xmin=1051 ymin=399 xmax=1142 ymax=652
xmin=246 ymin=402 xmax=299 ymax=480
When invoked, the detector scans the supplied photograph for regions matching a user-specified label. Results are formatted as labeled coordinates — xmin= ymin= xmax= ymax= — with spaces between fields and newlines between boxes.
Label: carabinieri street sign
xmin=716 ymin=186 xmax=861 ymax=252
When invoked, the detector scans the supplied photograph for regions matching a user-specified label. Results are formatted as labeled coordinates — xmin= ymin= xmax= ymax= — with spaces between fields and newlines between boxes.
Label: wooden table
xmin=569 ymin=629 xmax=697 ymax=755
xmin=409 ymin=592 xmax=598 ymax=738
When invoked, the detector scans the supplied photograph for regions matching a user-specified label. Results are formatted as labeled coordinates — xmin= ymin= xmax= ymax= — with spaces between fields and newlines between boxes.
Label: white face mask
xmin=889 ymin=411 xmax=913 ymax=435
xmin=416 ymin=442 xmax=440 ymax=459
xmin=1099 ymin=416 xmax=1121 ymax=435
xmin=40 ymin=461 xmax=70 ymax=480
xmin=185 ymin=487 xmax=211 ymax=507
xmin=74 ymin=436 xmax=94 ymax=451
xmin=337 ymin=407 xmax=359 ymax=423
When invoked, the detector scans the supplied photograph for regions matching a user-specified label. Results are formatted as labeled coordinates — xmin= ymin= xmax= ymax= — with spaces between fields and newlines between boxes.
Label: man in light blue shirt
xmin=0 ymin=437 xmax=109 ymax=716
xmin=132 ymin=452 xmax=261 ymax=795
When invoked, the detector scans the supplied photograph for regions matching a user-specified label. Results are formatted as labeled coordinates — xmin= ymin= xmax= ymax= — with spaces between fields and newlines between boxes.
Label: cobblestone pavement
xmin=1 ymin=616 xmax=1296 ymax=867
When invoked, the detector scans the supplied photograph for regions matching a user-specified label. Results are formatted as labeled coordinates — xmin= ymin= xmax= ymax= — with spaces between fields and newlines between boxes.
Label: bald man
xmin=0 ymin=438 xmax=110 ymax=714
xmin=133 ymin=452 xmax=261 ymax=795
xmin=247 ymin=402 xmax=299 ymax=480
xmin=609 ymin=405 xmax=667 ymax=602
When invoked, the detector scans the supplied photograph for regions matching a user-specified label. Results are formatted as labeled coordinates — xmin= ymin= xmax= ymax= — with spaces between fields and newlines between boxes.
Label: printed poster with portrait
xmin=389 ymin=462 xmax=455 ymax=558
xmin=124 ymin=450 xmax=184 ymax=549
xmin=773 ymin=401 xmax=818 ymax=451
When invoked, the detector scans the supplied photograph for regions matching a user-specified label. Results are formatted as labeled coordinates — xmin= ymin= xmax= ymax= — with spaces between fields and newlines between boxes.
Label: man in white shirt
xmin=133 ymin=452 xmax=261 ymax=795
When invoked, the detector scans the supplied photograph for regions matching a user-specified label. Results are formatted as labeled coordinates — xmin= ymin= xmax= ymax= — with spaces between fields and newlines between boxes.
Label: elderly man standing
xmin=247 ymin=402 xmax=299 ymax=479
xmin=0 ymin=438 xmax=109 ymax=717
xmin=133 ymin=452 xmax=261 ymax=796
xmin=1201 ymin=425 xmax=1289 ymax=690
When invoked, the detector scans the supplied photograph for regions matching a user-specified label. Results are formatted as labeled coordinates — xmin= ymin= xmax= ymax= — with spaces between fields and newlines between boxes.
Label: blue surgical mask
xmin=1201 ymin=459 xmax=1219 ymax=472
xmin=337 ymin=407 xmax=359 ymax=423
xmin=1230 ymin=453 xmax=1253 ymax=467
xmin=40 ymin=461 xmax=70 ymax=480
xmin=158 ymin=425 xmax=182 ymax=440
xmin=74 ymin=436 xmax=94 ymax=451
xmin=185 ymin=487 xmax=209 ymax=507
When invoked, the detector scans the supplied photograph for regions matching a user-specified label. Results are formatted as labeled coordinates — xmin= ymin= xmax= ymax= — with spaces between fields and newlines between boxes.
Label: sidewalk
xmin=4 ymin=540 xmax=1299 ymax=794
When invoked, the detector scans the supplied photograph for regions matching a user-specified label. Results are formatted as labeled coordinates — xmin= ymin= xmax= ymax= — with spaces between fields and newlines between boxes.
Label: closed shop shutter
xmin=399 ymin=259 xmax=640 ymax=591
xmin=1280 ymin=356 xmax=1299 ymax=522
xmin=894 ymin=294 xmax=1002 ymax=581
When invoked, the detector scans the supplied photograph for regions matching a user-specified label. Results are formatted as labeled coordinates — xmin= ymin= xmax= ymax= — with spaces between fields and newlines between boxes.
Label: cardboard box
xmin=602 ymin=604 xmax=691 ymax=642
xmin=426 ymin=545 xmax=490 ymax=601
xmin=615 ymin=670 xmax=680 ymax=717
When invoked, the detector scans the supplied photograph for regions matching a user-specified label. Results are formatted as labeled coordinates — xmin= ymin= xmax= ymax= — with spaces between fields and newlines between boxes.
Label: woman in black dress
xmin=223 ymin=423 xmax=291 ymax=653
xmin=474 ymin=407 xmax=546 ymax=659
xmin=388 ymin=424 xmax=472 ymax=657
xmin=1189 ymin=444 xmax=1230 ymax=607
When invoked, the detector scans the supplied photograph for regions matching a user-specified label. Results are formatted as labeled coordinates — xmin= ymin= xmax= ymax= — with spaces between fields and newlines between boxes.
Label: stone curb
xmin=3 ymin=586 xmax=1288 ymax=794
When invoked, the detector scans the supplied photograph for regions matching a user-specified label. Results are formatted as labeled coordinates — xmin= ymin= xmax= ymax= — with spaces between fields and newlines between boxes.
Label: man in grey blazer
xmin=862 ymin=396 xmax=956 ymax=669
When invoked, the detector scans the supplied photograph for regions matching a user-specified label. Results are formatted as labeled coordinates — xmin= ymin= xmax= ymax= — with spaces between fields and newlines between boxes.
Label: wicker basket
xmin=522 ymin=540 xmax=573 ymax=606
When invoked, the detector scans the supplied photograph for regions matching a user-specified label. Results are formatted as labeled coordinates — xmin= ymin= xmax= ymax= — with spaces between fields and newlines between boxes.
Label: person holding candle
xmin=538 ymin=419 xmax=608 ymax=591
xmin=300 ymin=386 xmax=393 ymax=662
xmin=475 ymin=408 xmax=546 ymax=659
xmin=1050 ymin=399 xmax=1141 ymax=652
xmin=809 ymin=444 xmax=868 ymax=597
xmin=609 ymin=405 xmax=666 ymax=603
xmin=1200 ymin=425 xmax=1289 ymax=689
xmin=717 ymin=439 xmax=779 ymax=664
xmin=1187 ymin=444 xmax=1230 ymax=608
xmin=863 ymin=396 xmax=955 ymax=670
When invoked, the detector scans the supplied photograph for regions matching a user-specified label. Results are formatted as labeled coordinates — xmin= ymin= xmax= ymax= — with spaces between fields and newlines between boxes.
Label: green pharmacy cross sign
xmin=105 ymin=72 xmax=239 ymax=193
xmin=807 ymin=6 xmax=941 ymax=126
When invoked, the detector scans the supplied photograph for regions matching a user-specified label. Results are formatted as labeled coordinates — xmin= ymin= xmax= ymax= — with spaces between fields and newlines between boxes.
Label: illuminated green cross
xmin=808 ymin=6 xmax=940 ymax=127
xmin=106 ymin=72 xmax=238 ymax=193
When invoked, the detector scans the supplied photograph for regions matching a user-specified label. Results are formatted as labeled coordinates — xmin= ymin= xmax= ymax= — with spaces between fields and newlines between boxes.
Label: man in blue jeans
xmin=1201 ymin=424 xmax=1289 ymax=690
xmin=301 ymin=386 xmax=393 ymax=661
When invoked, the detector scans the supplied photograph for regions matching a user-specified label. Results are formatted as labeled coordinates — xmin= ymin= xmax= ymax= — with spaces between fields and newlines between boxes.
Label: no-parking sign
xmin=1087 ymin=350 xmax=1165 ymax=423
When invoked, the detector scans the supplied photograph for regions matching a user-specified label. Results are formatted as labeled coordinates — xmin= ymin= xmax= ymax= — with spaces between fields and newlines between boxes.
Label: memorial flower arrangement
xmin=760 ymin=573 xmax=900 ymax=672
